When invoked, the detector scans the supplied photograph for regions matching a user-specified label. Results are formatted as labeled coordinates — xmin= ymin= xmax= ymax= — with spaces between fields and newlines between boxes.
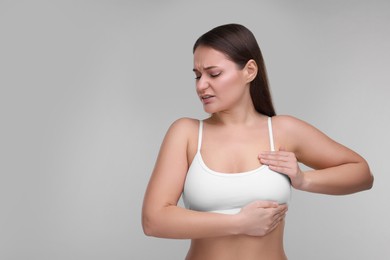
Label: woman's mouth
xmin=201 ymin=95 xmax=215 ymax=104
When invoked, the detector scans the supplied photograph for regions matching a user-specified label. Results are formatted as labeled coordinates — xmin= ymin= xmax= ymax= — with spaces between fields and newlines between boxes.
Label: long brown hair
xmin=193 ymin=24 xmax=276 ymax=116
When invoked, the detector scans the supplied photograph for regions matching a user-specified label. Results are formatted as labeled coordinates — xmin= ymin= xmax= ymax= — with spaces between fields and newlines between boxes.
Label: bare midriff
xmin=185 ymin=220 xmax=287 ymax=260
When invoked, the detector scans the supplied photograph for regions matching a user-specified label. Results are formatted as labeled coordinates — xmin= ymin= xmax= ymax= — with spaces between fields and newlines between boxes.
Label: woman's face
xmin=193 ymin=46 xmax=250 ymax=114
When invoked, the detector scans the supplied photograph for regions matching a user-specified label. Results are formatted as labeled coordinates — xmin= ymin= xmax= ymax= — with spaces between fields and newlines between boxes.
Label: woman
xmin=142 ymin=24 xmax=373 ymax=260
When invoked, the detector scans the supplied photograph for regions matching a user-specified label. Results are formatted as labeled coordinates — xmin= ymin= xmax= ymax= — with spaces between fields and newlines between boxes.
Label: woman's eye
xmin=194 ymin=72 xmax=220 ymax=80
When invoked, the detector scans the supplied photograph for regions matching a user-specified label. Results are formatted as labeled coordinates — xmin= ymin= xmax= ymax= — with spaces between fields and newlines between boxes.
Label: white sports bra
xmin=182 ymin=117 xmax=291 ymax=215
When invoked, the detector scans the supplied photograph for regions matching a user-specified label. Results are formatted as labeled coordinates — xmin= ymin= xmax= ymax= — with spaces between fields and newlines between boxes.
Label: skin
xmin=142 ymin=46 xmax=374 ymax=260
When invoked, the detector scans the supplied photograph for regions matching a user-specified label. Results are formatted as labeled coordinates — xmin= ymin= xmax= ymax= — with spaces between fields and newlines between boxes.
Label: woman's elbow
xmin=142 ymin=212 xmax=157 ymax=237
xmin=364 ymin=171 xmax=374 ymax=191
xmin=360 ymin=161 xmax=374 ymax=191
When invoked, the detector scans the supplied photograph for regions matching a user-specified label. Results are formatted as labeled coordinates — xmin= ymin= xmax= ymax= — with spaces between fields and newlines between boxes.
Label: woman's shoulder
xmin=165 ymin=117 xmax=201 ymax=138
xmin=271 ymin=114 xmax=318 ymax=138
xmin=271 ymin=114 xmax=301 ymax=128
xmin=169 ymin=117 xmax=200 ymax=129
xmin=270 ymin=115 xmax=316 ymax=152
xmin=271 ymin=114 xmax=310 ymax=129
xmin=271 ymin=114 xmax=326 ymax=144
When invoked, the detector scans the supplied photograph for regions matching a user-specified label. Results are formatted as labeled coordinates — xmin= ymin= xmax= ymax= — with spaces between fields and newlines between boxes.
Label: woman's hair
xmin=193 ymin=23 xmax=276 ymax=116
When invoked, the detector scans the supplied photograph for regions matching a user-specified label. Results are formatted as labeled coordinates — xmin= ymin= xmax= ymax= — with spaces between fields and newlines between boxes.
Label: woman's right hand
xmin=236 ymin=200 xmax=288 ymax=236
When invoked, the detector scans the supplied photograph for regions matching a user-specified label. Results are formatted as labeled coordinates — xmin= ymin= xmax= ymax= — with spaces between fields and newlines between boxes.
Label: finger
xmin=259 ymin=153 xmax=291 ymax=162
xmin=268 ymin=165 xmax=294 ymax=175
xmin=279 ymin=207 xmax=288 ymax=217
xmin=272 ymin=212 xmax=286 ymax=224
xmin=267 ymin=222 xmax=278 ymax=234
xmin=268 ymin=214 xmax=286 ymax=234
xmin=278 ymin=204 xmax=288 ymax=212
xmin=260 ymin=158 xmax=292 ymax=169
xmin=247 ymin=200 xmax=279 ymax=208
xmin=260 ymin=158 xmax=290 ymax=167
xmin=260 ymin=150 xmax=291 ymax=156
xmin=252 ymin=200 xmax=279 ymax=208
xmin=272 ymin=205 xmax=288 ymax=218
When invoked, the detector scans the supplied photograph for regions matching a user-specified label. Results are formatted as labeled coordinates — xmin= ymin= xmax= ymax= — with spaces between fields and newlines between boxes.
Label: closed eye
xmin=193 ymin=68 xmax=221 ymax=80
xmin=210 ymin=72 xmax=221 ymax=78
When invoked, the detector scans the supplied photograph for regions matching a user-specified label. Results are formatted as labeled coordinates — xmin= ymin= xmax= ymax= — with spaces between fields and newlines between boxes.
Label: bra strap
xmin=197 ymin=120 xmax=203 ymax=152
xmin=267 ymin=117 xmax=275 ymax=151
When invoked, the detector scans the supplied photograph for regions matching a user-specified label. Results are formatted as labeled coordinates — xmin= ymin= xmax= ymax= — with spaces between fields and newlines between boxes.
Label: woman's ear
xmin=244 ymin=59 xmax=258 ymax=83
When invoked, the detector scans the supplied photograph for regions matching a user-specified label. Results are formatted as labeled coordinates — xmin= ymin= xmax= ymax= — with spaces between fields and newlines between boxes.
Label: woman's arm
xmin=259 ymin=115 xmax=373 ymax=195
xmin=142 ymin=118 xmax=287 ymax=239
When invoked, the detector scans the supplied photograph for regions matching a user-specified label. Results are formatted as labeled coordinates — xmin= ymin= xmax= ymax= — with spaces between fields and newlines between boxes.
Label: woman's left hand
xmin=259 ymin=148 xmax=305 ymax=190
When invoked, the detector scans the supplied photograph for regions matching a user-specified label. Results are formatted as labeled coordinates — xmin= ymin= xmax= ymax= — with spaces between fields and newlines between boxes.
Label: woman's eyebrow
xmin=192 ymin=66 xmax=219 ymax=72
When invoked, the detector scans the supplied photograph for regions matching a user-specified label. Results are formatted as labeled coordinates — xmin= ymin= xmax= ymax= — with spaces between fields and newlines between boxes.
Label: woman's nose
xmin=196 ymin=76 xmax=210 ymax=92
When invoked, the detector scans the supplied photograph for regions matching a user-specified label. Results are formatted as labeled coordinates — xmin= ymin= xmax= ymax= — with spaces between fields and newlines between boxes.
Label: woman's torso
xmin=182 ymin=116 xmax=291 ymax=260
xmin=186 ymin=222 xmax=286 ymax=260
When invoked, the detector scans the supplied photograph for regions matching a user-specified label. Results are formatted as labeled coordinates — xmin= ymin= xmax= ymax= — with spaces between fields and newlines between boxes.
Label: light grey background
xmin=1 ymin=1 xmax=389 ymax=259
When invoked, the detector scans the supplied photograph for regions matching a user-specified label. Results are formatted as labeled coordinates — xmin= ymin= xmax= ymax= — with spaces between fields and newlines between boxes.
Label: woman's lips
xmin=201 ymin=95 xmax=215 ymax=104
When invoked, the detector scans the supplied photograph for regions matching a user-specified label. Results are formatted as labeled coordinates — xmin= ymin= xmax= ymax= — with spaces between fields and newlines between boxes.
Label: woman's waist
xmin=187 ymin=221 xmax=286 ymax=260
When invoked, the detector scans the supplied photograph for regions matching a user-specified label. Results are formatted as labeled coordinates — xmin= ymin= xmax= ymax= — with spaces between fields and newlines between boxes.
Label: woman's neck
xmin=209 ymin=104 xmax=262 ymax=126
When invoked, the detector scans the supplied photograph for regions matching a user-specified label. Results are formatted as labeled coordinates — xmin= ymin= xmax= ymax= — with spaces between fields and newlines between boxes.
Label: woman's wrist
xmin=292 ymin=170 xmax=310 ymax=191
xmin=229 ymin=212 xmax=244 ymax=236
